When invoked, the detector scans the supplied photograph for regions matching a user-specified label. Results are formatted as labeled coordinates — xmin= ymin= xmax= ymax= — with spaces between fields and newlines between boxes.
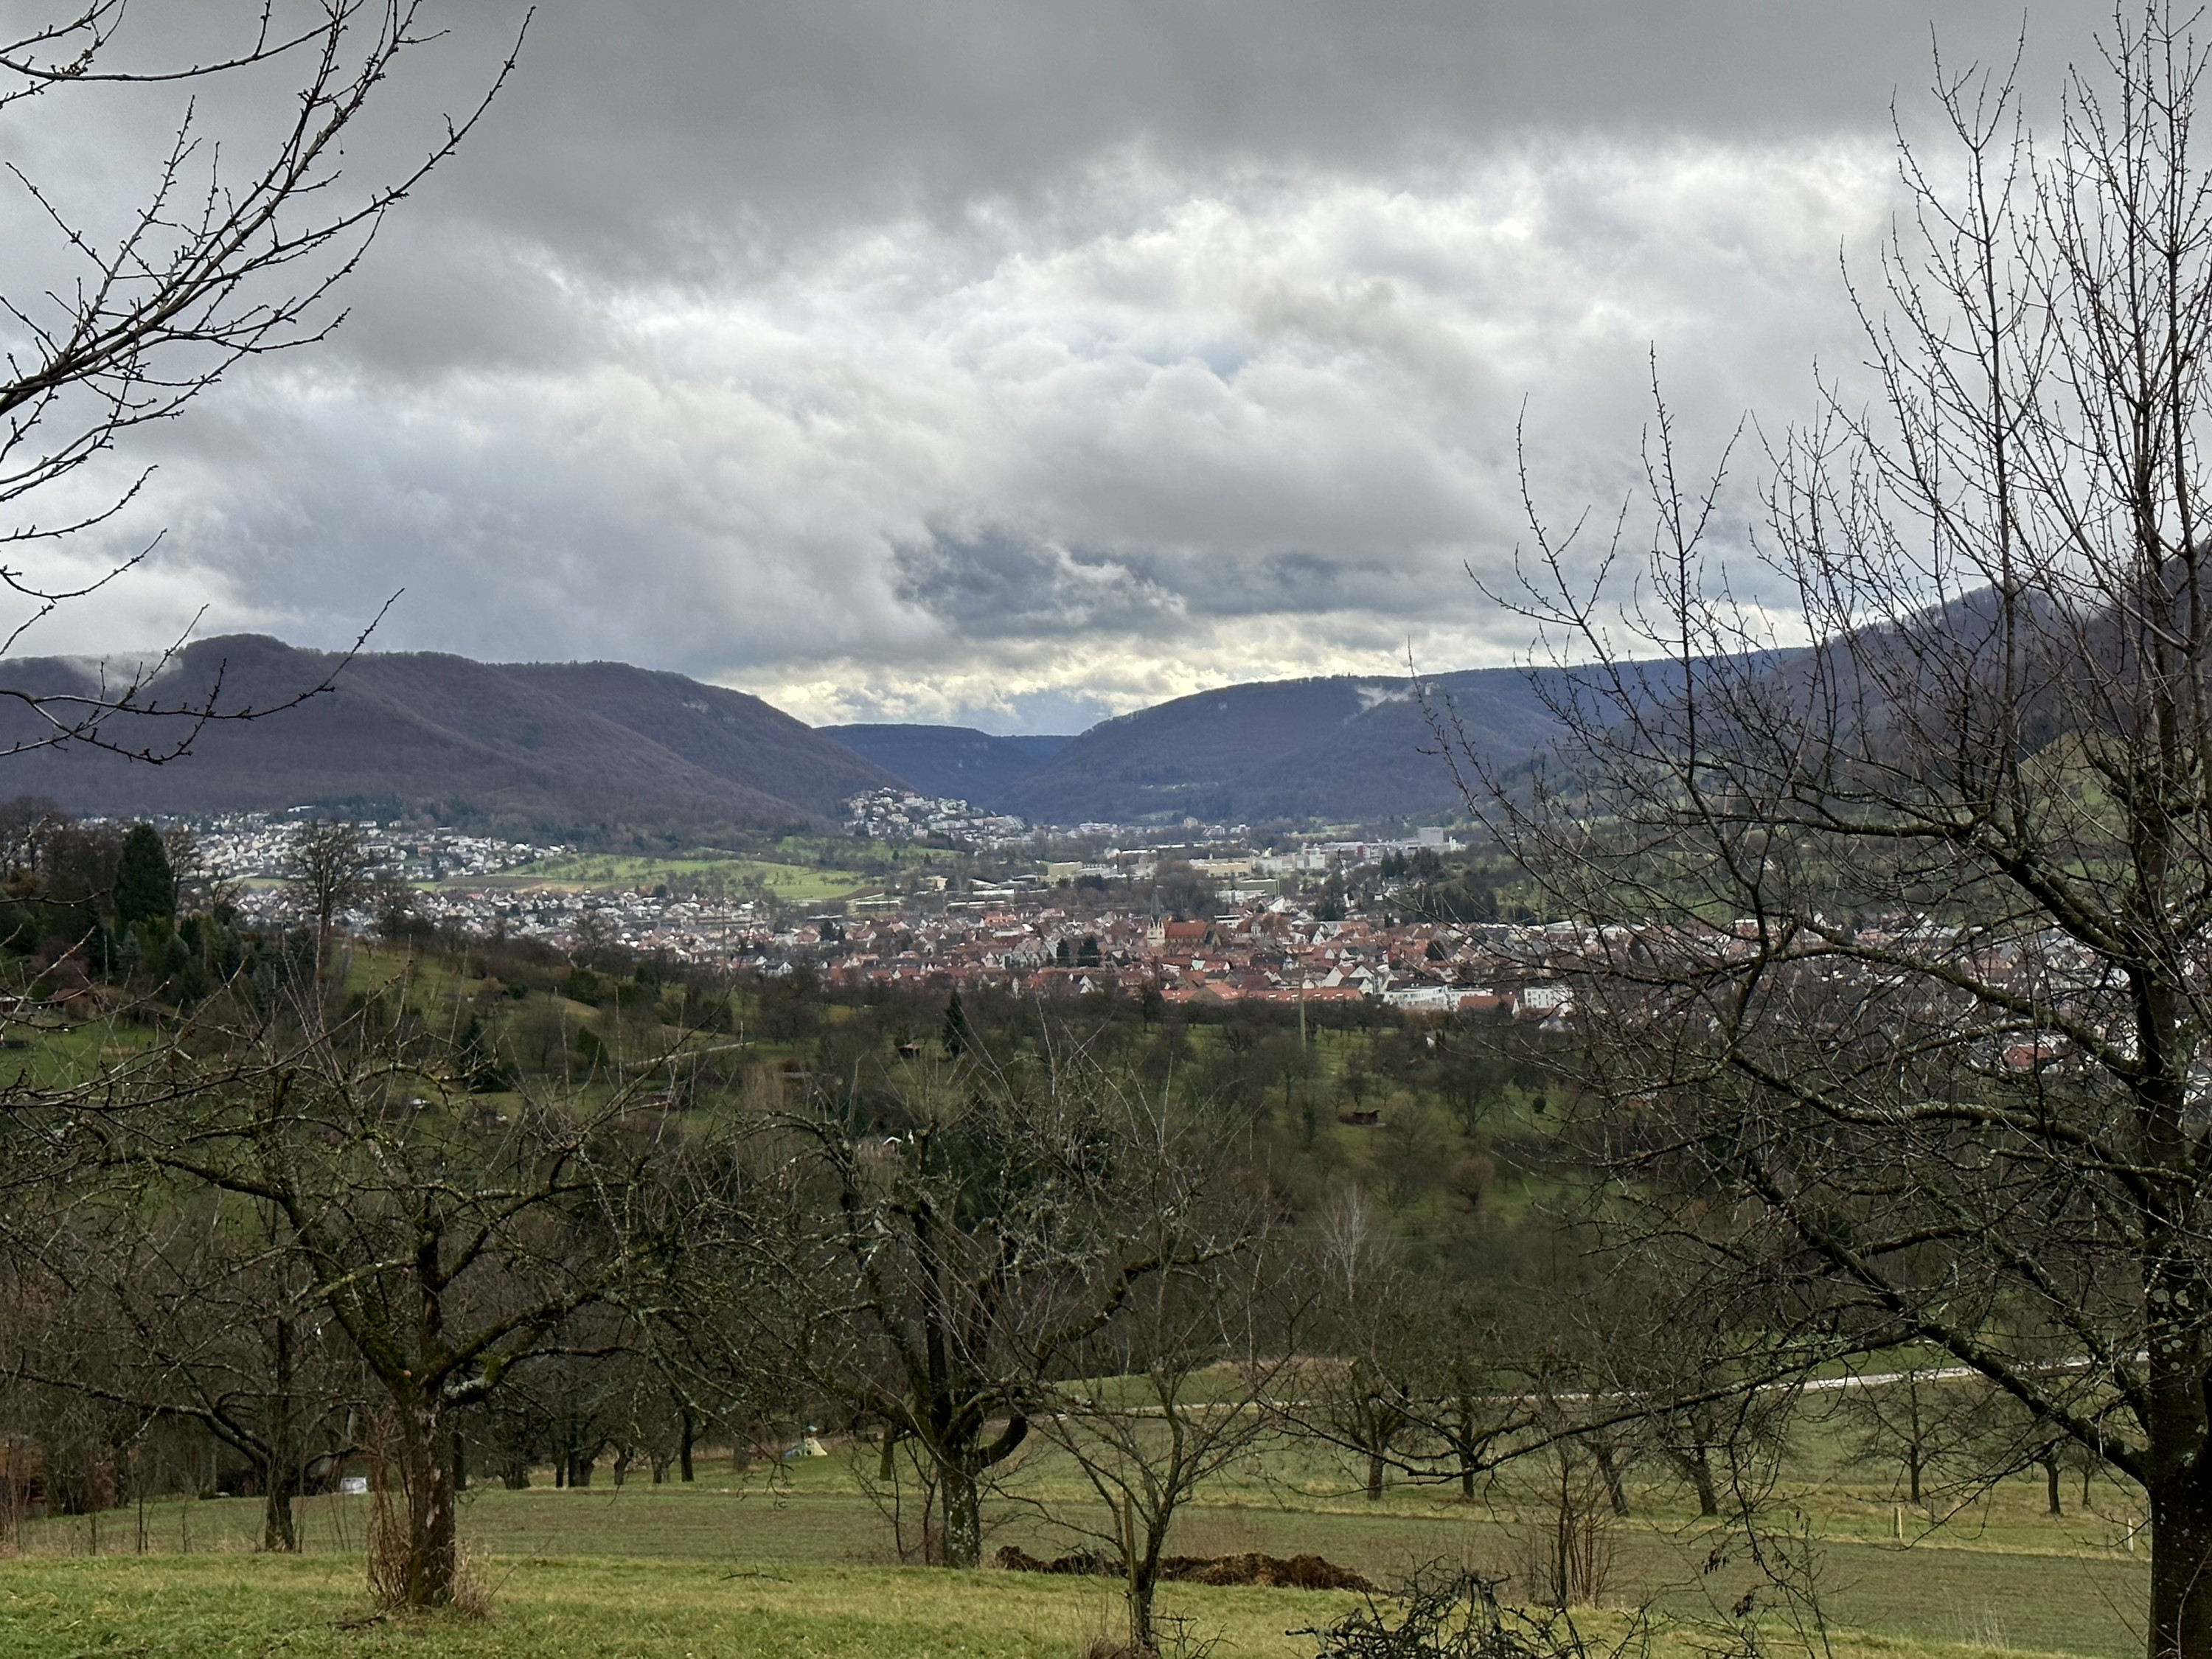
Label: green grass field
xmin=488 ymin=852 xmax=871 ymax=902
xmin=0 ymin=1431 xmax=2155 ymax=1659
xmin=482 ymin=840 xmax=967 ymax=904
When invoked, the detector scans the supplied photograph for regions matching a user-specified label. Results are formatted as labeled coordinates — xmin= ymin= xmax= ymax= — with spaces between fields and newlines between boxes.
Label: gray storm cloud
xmin=0 ymin=0 xmax=2107 ymax=731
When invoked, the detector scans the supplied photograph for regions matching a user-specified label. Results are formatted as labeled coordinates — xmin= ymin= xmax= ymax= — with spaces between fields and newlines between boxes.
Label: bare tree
xmin=1026 ymin=1107 xmax=1290 ymax=1655
xmin=1829 ymin=1362 xmax=1975 ymax=1512
xmin=0 ymin=4 xmax=521 ymax=757
xmin=777 ymin=1041 xmax=1203 ymax=1569
xmin=55 ymin=1001 xmax=692 ymax=1606
xmin=1456 ymin=10 xmax=2212 ymax=1655
xmin=284 ymin=818 xmax=377 ymax=974
xmin=0 ymin=5 xmax=526 ymax=1582
xmin=1291 ymin=1187 xmax=1425 ymax=1504
xmin=0 ymin=1189 xmax=364 ymax=1551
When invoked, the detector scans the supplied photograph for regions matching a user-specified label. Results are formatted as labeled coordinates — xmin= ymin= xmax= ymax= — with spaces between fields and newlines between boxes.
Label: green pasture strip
xmin=0 ymin=1550 xmax=2134 ymax=1659
xmin=0 ymin=1554 xmax=1346 ymax=1659
xmin=1 ymin=1469 xmax=2148 ymax=1659
xmin=7 ymin=1018 xmax=159 ymax=1090
xmin=485 ymin=852 xmax=871 ymax=902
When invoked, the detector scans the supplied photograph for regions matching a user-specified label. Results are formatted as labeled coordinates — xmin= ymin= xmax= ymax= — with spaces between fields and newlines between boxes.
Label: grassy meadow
xmin=485 ymin=841 xmax=964 ymax=903
xmin=0 ymin=1419 xmax=2156 ymax=1659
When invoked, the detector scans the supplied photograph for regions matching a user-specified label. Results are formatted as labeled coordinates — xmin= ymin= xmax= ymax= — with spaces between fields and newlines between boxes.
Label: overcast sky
xmin=0 ymin=0 xmax=2101 ymax=732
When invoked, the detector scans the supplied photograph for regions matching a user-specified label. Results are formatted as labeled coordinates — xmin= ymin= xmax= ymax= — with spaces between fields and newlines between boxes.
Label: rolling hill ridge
xmin=0 ymin=636 xmax=900 ymax=838
xmin=0 ymin=638 xmax=1587 ymax=833
xmin=994 ymin=667 xmax=1569 ymax=826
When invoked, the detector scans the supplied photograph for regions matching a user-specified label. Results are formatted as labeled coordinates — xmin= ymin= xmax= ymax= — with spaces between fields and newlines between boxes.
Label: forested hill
xmin=996 ymin=667 xmax=1572 ymax=827
xmin=823 ymin=725 xmax=1071 ymax=810
xmin=0 ymin=636 xmax=902 ymax=838
xmin=0 ymin=639 xmax=1606 ymax=834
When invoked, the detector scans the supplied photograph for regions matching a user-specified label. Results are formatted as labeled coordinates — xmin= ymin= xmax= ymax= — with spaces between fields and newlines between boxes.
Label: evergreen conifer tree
xmin=942 ymin=990 xmax=970 ymax=1059
xmin=113 ymin=824 xmax=175 ymax=932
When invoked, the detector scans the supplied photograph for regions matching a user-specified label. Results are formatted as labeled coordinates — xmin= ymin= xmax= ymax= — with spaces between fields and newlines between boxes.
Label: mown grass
xmin=490 ymin=851 xmax=895 ymax=902
xmin=0 ymin=1440 xmax=2154 ymax=1659
xmin=0 ymin=1554 xmax=1221 ymax=1659
xmin=0 ymin=1548 xmax=2138 ymax=1659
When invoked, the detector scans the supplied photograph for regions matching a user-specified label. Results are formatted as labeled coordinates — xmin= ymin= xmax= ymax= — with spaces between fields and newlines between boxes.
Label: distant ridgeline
xmin=990 ymin=669 xmax=1573 ymax=826
xmin=0 ymin=636 xmax=900 ymax=841
xmin=0 ymin=637 xmax=1580 ymax=835
xmin=831 ymin=671 xmax=1593 ymax=829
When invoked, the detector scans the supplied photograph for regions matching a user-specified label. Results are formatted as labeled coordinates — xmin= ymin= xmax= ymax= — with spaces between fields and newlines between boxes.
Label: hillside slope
xmin=1000 ymin=668 xmax=1568 ymax=826
xmin=0 ymin=637 xmax=866 ymax=837
xmin=506 ymin=661 xmax=901 ymax=818
xmin=822 ymin=725 xmax=1071 ymax=809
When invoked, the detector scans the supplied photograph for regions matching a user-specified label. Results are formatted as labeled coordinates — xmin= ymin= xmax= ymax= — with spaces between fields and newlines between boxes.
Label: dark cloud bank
xmin=0 ymin=0 xmax=2104 ymax=731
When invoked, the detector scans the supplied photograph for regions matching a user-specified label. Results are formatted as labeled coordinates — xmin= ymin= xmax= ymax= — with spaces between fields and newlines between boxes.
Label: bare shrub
xmin=366 ymin=1431 xmax=491 ymax=1618
xmin=365 ymin=1447 xmax=408 ymax=1612
xmin=1299 ymin=1567 xmax=1640 ymax=1659
xmin=1512 ymin=1453 xmax=1615 ymax=1611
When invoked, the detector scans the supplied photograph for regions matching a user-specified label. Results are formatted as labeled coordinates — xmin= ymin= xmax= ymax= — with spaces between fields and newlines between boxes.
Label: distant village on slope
xmin=161 ymin=798 xmax=1579 ymax=1022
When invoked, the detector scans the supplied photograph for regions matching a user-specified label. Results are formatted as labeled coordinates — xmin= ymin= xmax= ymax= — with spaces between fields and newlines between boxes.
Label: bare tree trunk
xmin=261 ymin=1316 xmax=297 ymax=1553
xmin=2149 ymin=1472 xmax=2212 ymax=1659
xmin=1449 ymin=1399 xmax=1482 ymax=1500
xmin=397 ymin=1396 xmax=458 ymax=1608
xmin=1366 ymin=1451 xmax=1386 ymax=1503
xmin=679 ymin=1405 xmax=696 ymax=1483
xmin=261 ymin=1460 xmax=299 ymax=1554
xmin=2044 ymin=1454 xmax=2062 ymax=1519
xmin=1676 ymin=1445 xmax=1719 ymax=1517
xmin=943 ymin=1467 xmax=984 ymax=1568
xmin=1594 ymin=1439 xmax=1629 ymax=1517
xmin=1130 ymin=1576 xmax=1157 ymax=1655
xmin=1122 ymin=1494 xmax=1162 ymax=1657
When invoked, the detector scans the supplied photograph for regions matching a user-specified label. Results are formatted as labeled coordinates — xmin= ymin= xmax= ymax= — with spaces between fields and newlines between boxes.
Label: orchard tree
xmin=63 ymin=1004 xmax=693 ymax=1606
xmin=1028 ymin=1105 xmax=1290 ymax=1654
xmin=283 ymin=818 xmax=378 ymax=976
xmin=0 ymin=1183 xmax=361 ymax=1552
xmin=779 ymin=1043 xmax=1206 ymax=1568
xmin=1461 ymin=10 xmax=2212 ymax=1656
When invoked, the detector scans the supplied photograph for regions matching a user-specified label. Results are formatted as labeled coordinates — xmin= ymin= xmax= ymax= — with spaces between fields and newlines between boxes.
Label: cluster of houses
xmin=799 ymin=902 xmax=1576 ymax=1020
xmin=235 ymin=859 xmax=1571 ymax=1021
xmin=164 ymin=809 xmax=1572 ymax=1017
xmin=188 ymin=813 xmax=565 ymax=886
xmin=841 ymin=788 xmax=1029 ymax=848
xmin=139 ymin=814 xmax=2121 ymax=1057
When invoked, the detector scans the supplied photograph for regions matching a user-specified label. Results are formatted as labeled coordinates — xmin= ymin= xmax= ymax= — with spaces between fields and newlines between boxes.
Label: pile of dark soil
xmin=992 ymin=1545 xmax=1373 ymax=1592
xmin=993 ymin=1547 xmax=1120 ymax=1577
xmin=1162 ymin=1551 xmax=1375 ymax=1591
